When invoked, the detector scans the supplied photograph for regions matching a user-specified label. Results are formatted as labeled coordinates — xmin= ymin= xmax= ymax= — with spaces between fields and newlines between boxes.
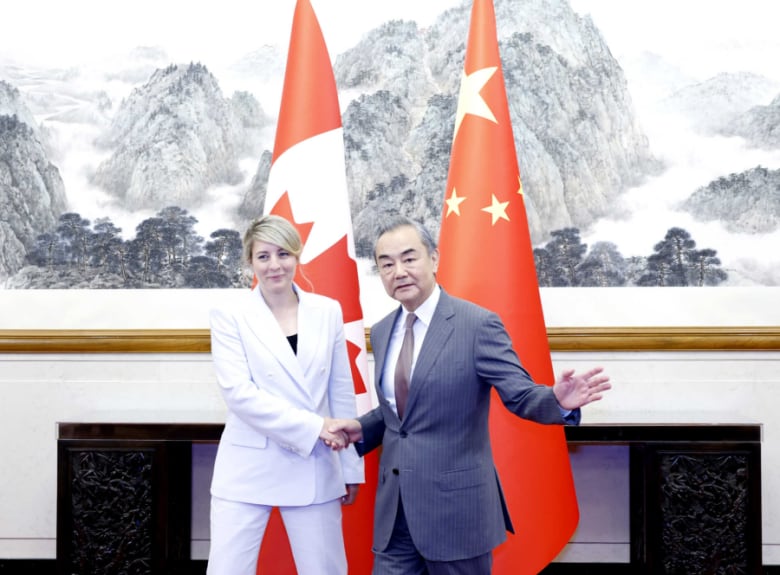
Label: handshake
xmin=320 ymin=417 xmax=363 ymax=451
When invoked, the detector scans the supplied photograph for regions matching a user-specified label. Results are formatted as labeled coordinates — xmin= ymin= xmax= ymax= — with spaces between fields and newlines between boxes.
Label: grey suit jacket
xmin=358 ymin=289 xmax=579 ymax=562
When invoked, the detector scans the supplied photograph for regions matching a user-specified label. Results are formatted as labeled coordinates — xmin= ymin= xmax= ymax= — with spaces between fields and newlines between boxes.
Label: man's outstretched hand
xmin=553 ymin=366 xmax=611 ymax=411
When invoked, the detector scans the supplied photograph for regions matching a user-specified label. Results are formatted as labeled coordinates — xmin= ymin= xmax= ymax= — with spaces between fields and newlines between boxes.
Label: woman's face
xmin=250 ymin=240 xmax=297 ymax=297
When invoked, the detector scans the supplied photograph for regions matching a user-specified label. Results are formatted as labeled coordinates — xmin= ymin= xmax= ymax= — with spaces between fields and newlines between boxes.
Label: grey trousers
xmin=372 ymin=496 xmax=494 ymax=575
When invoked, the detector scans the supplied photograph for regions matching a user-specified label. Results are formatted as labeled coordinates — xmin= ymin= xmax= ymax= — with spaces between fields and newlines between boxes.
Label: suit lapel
xmin=244 ymin=286 xmax=309 ymax=397
xmin=406 ymin=292 xmax=455 ymax=414
xmin=371 ymin=308 xmax=401 ymax=398
xmin=373 ymin=292 xmax=457 ymax=422
xmin=295 ymin=291 xmax=326 ymax=379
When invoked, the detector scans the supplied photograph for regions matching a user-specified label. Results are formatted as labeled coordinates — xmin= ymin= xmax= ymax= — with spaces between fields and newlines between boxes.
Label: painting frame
xmin=2 ymin=1 xmax=779 ymax=357
xmin=1 ymin=286 xmax=777 ymax=352
xmin=0 ymin=326 xmax=778 ymax=354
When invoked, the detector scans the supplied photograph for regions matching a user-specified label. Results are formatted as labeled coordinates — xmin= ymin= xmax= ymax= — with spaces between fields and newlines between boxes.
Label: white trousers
xmin=207 ymin=495 xmax=347 ymax=575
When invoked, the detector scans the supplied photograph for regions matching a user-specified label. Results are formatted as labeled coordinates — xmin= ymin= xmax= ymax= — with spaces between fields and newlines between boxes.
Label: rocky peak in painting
xmin=660 ymin=72 xmax=780 ymax=136
xmin=682 ymin=166 xmax=780 ymax=235
xmin=92 ymin=62 xmax=265 ymax=211
xmin=0 ymin=113 xmax=67 ymax=279
xmin=724 ymin=92 xmax=780 ymax=149
xmin=0 ymin=79 xmax=44 ymax=142
xmin=328 ymin=0 xmax=660 ymax=251
xmin=1 ymin=80 xmax=33 ymax=124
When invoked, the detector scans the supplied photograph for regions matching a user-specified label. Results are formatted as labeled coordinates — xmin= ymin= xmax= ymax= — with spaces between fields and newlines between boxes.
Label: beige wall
xmin=1 ymin=346 xmax=778 ymax=563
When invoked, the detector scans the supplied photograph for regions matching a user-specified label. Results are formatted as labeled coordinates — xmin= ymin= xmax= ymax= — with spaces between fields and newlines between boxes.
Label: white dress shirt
xmin=381 ymin=286 xmax=441 ymax=416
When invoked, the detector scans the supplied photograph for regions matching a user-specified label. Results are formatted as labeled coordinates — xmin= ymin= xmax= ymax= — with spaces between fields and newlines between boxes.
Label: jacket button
xmin=392 ymin=468 xmax=399 ymax=475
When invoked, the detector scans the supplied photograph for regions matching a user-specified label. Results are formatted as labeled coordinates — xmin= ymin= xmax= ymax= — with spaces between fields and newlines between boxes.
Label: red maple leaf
xmin=269 ymin=191 xmax=314 ymax=245
xmin=296 ymin=234 xmax=362 ymax=324
xmin=346 ymin=339 xmax=367 ymax=394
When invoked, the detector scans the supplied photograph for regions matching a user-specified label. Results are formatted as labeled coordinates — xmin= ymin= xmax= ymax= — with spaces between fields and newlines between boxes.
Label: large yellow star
xmin=481 ymin=194 xmax=510 ymax=225
xmin=453 ymin=66 xmax=498 ymax=139
xmin=445 ymin=188 xmax=467 ymax=217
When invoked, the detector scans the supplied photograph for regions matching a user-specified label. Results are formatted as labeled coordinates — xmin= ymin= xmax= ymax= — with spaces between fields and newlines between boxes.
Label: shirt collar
xmin=401 ymin=285 xmax=440 ymax=329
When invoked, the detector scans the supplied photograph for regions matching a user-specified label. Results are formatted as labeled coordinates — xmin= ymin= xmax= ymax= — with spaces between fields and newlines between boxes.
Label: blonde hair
xmin=242 ymin=215 xmax=303 ymax=264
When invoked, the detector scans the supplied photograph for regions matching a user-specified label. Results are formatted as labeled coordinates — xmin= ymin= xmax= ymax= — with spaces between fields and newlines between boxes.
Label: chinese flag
xmin=437 ymin=0 xmax=578 ymax=573
xmin=257 ymin=0 xmax=377 ymax=573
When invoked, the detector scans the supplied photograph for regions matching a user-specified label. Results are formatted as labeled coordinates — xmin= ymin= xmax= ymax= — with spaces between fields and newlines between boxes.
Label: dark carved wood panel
xmin=68 ymin=449 xmax=154 ymax=574
xmin=633 ymin=444 xmax=762 ymax=575
xmin=57 ymin=439 xmax=192 ymax=575
xmin=655 ymin=451 xmax=754 ymax=575
xmin=57 ymin=424 xmax=762 ymax=574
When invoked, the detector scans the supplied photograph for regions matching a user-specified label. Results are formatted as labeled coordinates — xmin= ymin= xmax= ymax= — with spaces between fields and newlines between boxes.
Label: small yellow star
xmin=453 ymin=66 xmax=498 ymax=140
xmin=445 ymin=188 xmax=467 ymax=217
xmin=481 ymin=194 xmax=510 ymax=225
xmin=517 ymin=176 xmax=524 ymax=196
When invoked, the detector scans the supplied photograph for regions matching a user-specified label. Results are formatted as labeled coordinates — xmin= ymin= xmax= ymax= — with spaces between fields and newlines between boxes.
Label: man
xmin=330 ymin=216 xmax=610 ymax=574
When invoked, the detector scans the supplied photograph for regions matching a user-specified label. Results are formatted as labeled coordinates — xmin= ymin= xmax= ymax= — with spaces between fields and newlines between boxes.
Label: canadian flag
xmin=257 ymin=0 xmax=376 ymax=573
xmin=437 ymin=0 xmax=579 ymax=572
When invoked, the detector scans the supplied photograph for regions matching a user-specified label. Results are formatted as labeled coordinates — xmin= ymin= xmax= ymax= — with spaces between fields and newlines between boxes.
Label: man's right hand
xmin=328 ymin=418 xmax=364 ymax=446
xmin=321 ymin=417 xmax=350 ymax=450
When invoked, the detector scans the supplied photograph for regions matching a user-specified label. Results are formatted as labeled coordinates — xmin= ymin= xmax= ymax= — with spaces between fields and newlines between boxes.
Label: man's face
xmin=374 ymin=225 xmax=439 ymax=312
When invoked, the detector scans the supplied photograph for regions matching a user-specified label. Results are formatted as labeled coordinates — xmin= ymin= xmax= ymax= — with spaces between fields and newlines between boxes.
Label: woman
xmin=207 ymin=214 xmax=363 ymax=575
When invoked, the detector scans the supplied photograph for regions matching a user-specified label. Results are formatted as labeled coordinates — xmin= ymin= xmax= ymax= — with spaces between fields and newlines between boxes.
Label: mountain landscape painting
xmin=1 ymin=0 xmax=778 ymax=291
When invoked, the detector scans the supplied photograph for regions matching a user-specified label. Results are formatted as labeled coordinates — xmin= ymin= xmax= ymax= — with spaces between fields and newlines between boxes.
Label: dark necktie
xmin=394 ymin=313 xmax=416 ymax=419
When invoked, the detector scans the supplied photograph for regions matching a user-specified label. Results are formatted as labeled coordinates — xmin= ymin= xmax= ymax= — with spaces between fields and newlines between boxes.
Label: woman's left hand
xmin=341 ymin=484 xmax=359 ymax=505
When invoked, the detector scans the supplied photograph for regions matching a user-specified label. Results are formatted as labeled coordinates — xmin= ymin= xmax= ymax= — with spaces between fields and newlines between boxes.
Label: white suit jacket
xmin=209 ymin=285 xmax=364 ymax=506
